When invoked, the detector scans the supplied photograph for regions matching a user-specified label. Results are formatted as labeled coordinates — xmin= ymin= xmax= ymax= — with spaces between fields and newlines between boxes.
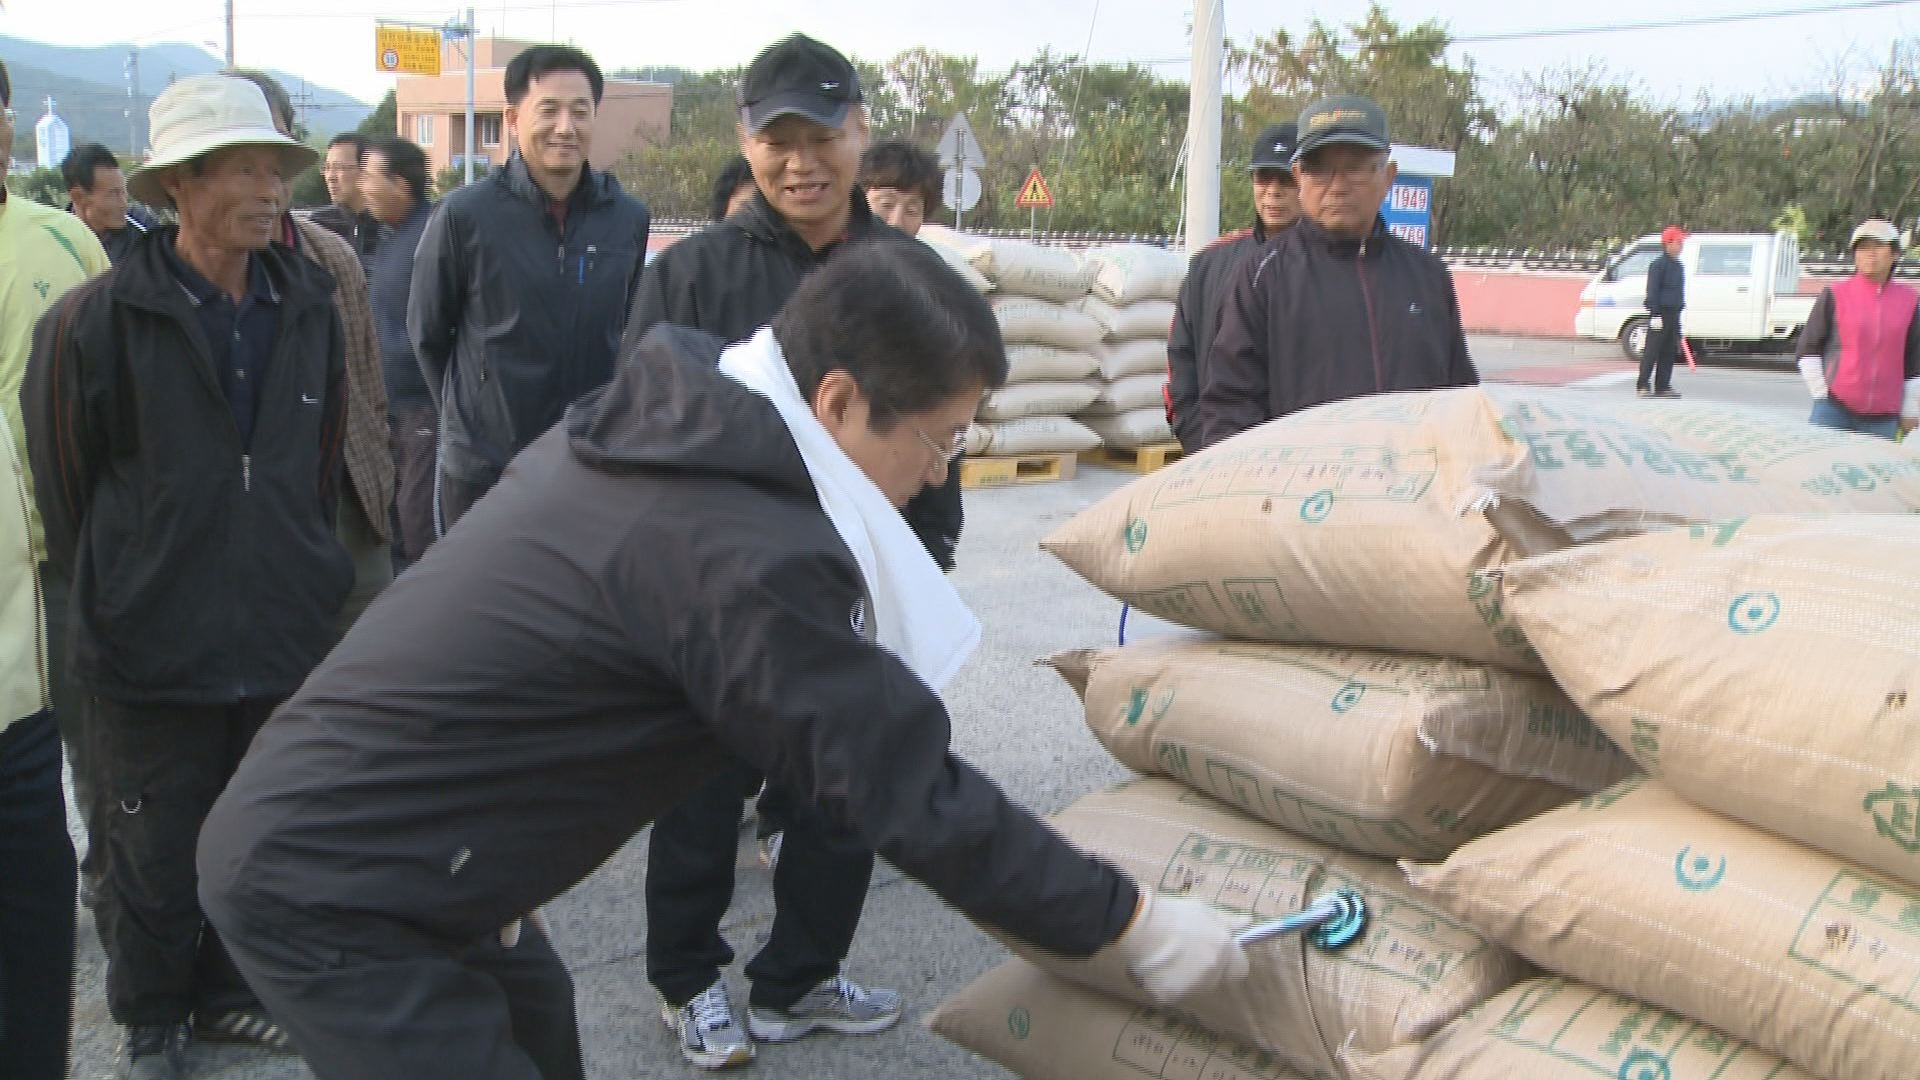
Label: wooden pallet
xmin=959 ymin=452 xmax=1079 ymax=489
xmin=1080 ymin=441 xmax=1185 ymax=474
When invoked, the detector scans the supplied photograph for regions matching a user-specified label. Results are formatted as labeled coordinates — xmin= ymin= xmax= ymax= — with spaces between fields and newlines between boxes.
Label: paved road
xmin=66 ymin=335 xmax=1811 ymax=1079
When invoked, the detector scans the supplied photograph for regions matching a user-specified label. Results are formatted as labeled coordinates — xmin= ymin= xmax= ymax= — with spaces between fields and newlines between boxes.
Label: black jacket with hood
xmin=25 ymin=228 xmax=352 ymax=704
xmin=1166 ymin=220 xmax=1272 ymax=453
xmin=197 ymin=325 xmax=1139 ymax=954
xmin=408 ymin=154 xmax=650 ymax=493
xmin=1202 ymin=216 xmax=1478 ymax=447
xmin=622 ymin=189 xmax=965 ymax=569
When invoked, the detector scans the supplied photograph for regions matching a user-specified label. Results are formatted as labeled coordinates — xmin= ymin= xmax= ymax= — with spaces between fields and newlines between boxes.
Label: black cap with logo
xmin=1248 ymin=122 xmax=1299 ymax=171
xmin=1292 ymin=95 xmax=1390 ymax=161
xmin=738 ymin=34 xmax=863 ymax=134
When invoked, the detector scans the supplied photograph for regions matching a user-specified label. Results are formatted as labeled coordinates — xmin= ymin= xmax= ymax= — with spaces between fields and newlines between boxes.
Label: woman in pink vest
xmin=1796 ymin=218 xmax=1920 ymax=440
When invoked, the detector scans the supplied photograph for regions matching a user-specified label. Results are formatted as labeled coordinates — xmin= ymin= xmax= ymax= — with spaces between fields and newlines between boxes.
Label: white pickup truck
xmin=1574 ymin=231 xmax=1817 ymax=362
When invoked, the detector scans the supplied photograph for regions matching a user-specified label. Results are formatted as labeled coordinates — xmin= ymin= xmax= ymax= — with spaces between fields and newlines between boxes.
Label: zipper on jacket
xmin=242 ymin=453 xmax=252 ymax=492
xmin=1356 ymin=240 xmax=1385 ymax=391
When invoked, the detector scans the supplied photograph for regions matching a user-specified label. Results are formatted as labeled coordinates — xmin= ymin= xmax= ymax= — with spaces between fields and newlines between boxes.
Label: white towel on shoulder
xmin=718 ymin=328 xmax=980 ymax=691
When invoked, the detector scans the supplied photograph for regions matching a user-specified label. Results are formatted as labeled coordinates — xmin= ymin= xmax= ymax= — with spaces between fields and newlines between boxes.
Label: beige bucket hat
xmin=128 ymin=74 xmax=318 ymax=207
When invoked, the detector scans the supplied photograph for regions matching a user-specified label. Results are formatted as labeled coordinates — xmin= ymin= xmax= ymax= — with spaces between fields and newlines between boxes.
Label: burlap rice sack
xmin=1006 ymin=344 xmax=1100 ymax=383
xmin=976 ymin=381 xmax=1101 ymax=422
xmin=1080 ymin=242 xmax=1189 ymax=304
xmin=1042 ymin=388 xmax=1920 ymax=671
xmin=1080 ymin=296 xmax=1177 ymax=341
xmin=1082 ymin=408 xmax=1174 ymax=450
xmin=1049 ymin=639 xmax=1596 ymax=860
xmin=1404 ymin=777 xmax=1920 ymax=1080
xmin=1010 ymin=779 xmax=1528 ymax=1077
xmin=1504 ymin=513 xmax=1920 ymax=886
xmin=1345 ymin=976 xmax=1813 ymax=1080
xmin=967 ymin=416 xmax=1102 ymax=456
xmin=1080 ymin=373 xmax=1168 ymax=416
xmin=993 ymin=297 xmax=1107 ymax=350
xmin=928 ymin=959 xmax=1310 ymax=1080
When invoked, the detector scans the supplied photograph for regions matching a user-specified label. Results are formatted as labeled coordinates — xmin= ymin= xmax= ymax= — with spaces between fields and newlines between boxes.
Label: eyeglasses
xmin=1296 ymin=156 xmax=1387 ymax=183
xmin=909 ymin=421 xmax=967 ymax=464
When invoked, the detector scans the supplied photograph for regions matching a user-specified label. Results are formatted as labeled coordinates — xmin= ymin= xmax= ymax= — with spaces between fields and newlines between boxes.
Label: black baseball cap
xmin=1248 ymin=123 xmax=1299 ymax=171
xmin=1293 ymin=94 xmax=1390 ymax=161
xmin=738 ymin=35 xmax=862 ymax=134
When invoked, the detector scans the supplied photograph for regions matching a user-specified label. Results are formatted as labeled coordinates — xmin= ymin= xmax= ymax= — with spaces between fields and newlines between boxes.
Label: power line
xmin=1453 ymin=0 xmax=1920 ymax=44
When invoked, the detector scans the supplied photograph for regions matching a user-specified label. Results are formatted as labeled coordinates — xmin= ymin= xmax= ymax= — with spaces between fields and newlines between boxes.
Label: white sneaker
xmin=661 ymin=979 xmax=754 ymax=1070
xmin=757 ymin=831 xmax=783 ymax=871
xmin=746 ymin=974 xmax=903 ymax=1042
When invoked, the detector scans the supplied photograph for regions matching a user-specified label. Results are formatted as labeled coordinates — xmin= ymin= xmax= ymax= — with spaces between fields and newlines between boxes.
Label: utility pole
xmin=1184 ymin=0 xmax=1224 ymax=253
xmin=225 ymin=0 xmax=236 ymax=68
xmin=463 ymin=8 xmax=476 ymax=185
xmin=125 ymin=48 xmax=141 ymax=158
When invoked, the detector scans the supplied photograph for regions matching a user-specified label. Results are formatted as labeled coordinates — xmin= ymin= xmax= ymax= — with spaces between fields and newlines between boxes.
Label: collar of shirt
xmin=162 ymin=236 xmax=280 ymax=309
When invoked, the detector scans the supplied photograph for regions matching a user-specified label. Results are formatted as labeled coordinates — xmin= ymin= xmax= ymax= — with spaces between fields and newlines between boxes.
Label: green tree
xmin=4 ymin=166 xmax=67 ymax=207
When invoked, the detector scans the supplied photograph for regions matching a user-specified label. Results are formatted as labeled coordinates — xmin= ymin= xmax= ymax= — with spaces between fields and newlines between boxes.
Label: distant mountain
xmin=1 ymin=34 xmax=370 ymax=159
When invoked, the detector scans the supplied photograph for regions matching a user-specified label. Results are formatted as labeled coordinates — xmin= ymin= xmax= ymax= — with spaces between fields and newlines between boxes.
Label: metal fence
xmin=652 ymin=218 xmax=1920 ymax=279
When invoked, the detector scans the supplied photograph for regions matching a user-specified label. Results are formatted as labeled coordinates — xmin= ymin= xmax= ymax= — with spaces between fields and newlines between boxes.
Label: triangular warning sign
xmin=1015 ymin=168 xmax=1054 ymax=209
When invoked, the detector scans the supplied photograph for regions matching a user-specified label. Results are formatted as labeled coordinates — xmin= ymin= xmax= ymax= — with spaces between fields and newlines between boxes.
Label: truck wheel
xmin=1620 ymin=317 xmax=1649 ymax=363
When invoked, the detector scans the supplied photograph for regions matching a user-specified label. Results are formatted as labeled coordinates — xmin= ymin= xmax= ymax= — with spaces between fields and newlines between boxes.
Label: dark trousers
xmin=38 ymin=563 xmax=91 ymax=883
xmin=0 ymin=711 xmax=77 ymax=1079
xmin=1640 ymin=314 xmax=1680 ymax=392
xmin=392 ymin=402 xmax=439 ymax=566
xmin=201 ymin=891 xmax=583 ymax=1080
xmin=89 ymin=694 xmax=278 ymax=1026
xmin=646 ymin=760 xmax=873 ymax=1010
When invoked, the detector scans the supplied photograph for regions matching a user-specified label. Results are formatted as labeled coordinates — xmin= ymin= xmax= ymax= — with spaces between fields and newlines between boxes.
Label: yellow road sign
xmin=376 ymin=25 xmax=442 ymax=76
xmin=1015 ymin=168 xmax=1054 ymax=209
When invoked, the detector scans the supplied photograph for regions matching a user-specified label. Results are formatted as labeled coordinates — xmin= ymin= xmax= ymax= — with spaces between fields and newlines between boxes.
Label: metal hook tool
xmin=1234 ymin=890 xmax=1368 ymax=951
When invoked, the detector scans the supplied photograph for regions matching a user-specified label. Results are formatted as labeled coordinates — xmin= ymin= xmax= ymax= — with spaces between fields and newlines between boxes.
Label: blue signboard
xmin=1380 ymin=176 xmax=1433 ymax=248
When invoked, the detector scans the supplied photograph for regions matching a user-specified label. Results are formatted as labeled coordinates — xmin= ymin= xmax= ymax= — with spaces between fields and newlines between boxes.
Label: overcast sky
xmin=6 ymin=0 xmax=1919 ymax=110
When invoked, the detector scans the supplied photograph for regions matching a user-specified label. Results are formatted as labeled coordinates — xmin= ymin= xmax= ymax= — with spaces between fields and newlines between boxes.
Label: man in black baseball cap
xmin=1291 ymin=94 xmax=1391 ymax=160
xmin=1203 ymin=93 xmax=1476 ymax=445
xmin=737 ymin=34 xmax=861 ymax=133
xmin=1166 ymin=121 xmax=1301 ymax=452
xmin=620 ymin=33 xmax=970 ymax=1069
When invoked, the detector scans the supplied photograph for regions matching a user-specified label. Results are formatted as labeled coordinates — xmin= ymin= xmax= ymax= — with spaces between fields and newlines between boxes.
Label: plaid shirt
xmin=293 ymin=217 xmax=394 ymax=542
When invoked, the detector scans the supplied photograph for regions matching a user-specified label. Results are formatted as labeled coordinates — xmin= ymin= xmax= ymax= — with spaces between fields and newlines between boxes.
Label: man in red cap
xmin=1641 ymin=225 xmax=1688 ymax=398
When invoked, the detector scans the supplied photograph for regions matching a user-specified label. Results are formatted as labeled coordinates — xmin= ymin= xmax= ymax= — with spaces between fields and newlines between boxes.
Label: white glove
xmin=1798 ymin=357 xmax=1830 ymax=400
xmin=1105 ymin=892 xmax=1249 ymax=1003
xmin=498 ymin=909 xmax=550 ymax=948
xmin=1649 ymin=315 xmax=1664 ymax=330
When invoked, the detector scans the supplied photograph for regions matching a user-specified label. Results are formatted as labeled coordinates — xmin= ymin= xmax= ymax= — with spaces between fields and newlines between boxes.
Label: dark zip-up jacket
xmin=308 ymin=204 xmax=380 ymax=268
xmin=197 ymin=324 xmax=1139 ymax=953
xmin=1167 ymin=219 xmax=1271 ymax=453
xmin=623 ymin=189 xmax=964 ymax=569
xmin=24 ymin=229 xmax=352 ymax=704
xmin=1646 ymin=252 xmax=1686 ymax=316
xmin=1202 ymin=216 xmax=1478 ymax=447
xmin=409 ymin=154 xmax=649 ymax=494
xmin=370 ymin=200 xmax=435 ymax=408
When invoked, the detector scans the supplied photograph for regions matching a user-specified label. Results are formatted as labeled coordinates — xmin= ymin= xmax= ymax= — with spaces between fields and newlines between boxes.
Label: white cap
xmin=128 ymin=74 xmax=317 ymax=208
xmin=1849 ymin=218 xmax=1902 ymax=250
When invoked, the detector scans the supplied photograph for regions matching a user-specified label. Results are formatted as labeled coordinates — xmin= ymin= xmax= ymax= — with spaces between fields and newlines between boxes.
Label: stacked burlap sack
xmin=931 ymin=386 xmax=1920 ymax=1080
xmin=1073 ymin=244 xmax=1186 ymax=450
xmin=919 ymin=227 xmax=1104 ymax=457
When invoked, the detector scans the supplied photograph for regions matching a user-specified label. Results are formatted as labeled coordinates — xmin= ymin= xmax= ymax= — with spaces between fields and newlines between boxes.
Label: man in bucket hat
xmin=1794 ymin=217 xmax=1920 ymax=439
xmin=23 ymin=73 xmax=351 ymax=1078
